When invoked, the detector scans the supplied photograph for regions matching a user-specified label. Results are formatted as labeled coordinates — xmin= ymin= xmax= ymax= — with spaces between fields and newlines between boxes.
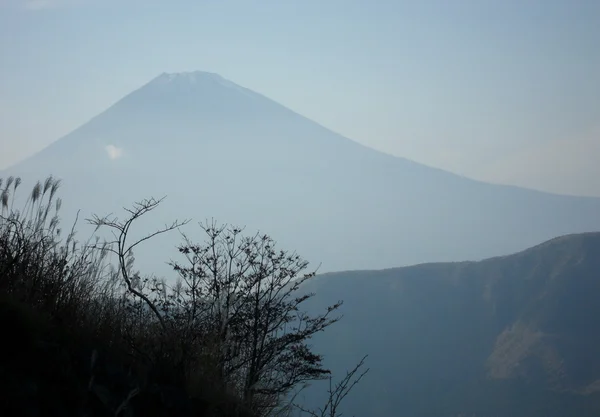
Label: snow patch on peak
xmin=157 ymin=71 xmax=223 ymax=84
xmin=150 ymin=71 xmax=256 ymax=98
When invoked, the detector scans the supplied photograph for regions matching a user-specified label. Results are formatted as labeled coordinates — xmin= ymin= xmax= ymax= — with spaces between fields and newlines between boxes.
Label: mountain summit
xmin=149 ymin=71 xmax=246 ymax=89
xmin=3 ymin=71 xmax=600 ymax=273
xmin=153 ymin=70 xmax=225 ymax=83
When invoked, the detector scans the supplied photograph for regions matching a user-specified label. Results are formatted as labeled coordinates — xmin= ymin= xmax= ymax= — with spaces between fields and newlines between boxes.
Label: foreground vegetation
xmin=0 ymin=176 xmax=367 ymax=417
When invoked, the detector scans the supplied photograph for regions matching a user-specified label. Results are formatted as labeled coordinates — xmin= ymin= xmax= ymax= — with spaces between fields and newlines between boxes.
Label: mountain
xmin=3 ymin=71 xmax=600 ymax=275
xmin=300 ymin=232 xmax=600 ymax=417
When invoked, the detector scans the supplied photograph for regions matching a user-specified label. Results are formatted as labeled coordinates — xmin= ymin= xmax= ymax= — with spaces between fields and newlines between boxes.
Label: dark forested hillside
xmin=300 ymin=232 xmax=600 ymax=417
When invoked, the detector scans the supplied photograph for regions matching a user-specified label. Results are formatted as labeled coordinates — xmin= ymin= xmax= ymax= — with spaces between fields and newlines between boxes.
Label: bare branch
xmin=86 ymin=196 xmax=190 ymax=332
xmin=169 ymin=221 xmax=343 ymax=414
xmin=293 ymin=356 xmax=369 ymax=417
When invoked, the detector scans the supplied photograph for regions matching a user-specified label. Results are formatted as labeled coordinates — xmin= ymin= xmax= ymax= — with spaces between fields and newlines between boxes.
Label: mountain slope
xmin=300 ymin=232 xmax=600 ymax=417
xmin=3 ymin=71 xmax=600 ymax=275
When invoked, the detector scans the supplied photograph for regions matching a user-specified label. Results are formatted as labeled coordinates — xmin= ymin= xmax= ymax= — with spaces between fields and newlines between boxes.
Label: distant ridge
xmin=302 ymin=231 xmax=600 ymax=416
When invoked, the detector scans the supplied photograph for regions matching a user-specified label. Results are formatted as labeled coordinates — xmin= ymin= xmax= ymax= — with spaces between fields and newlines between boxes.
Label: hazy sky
xmin=1 ymin=0 xmax=599 ymax=196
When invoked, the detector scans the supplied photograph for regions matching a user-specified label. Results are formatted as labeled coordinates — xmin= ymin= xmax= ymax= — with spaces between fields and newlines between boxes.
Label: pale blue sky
xmin=1 ymin=0 xmax=599 ymax=195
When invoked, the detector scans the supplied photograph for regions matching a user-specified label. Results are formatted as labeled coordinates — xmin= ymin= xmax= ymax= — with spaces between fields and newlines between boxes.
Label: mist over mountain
xmin=301 ymin=232 xmax=600 ymax=417
xmin=4 ymin=71 xmax=600 ymax=417
xmin=3 ymin=71 xmax=600 ymax=275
